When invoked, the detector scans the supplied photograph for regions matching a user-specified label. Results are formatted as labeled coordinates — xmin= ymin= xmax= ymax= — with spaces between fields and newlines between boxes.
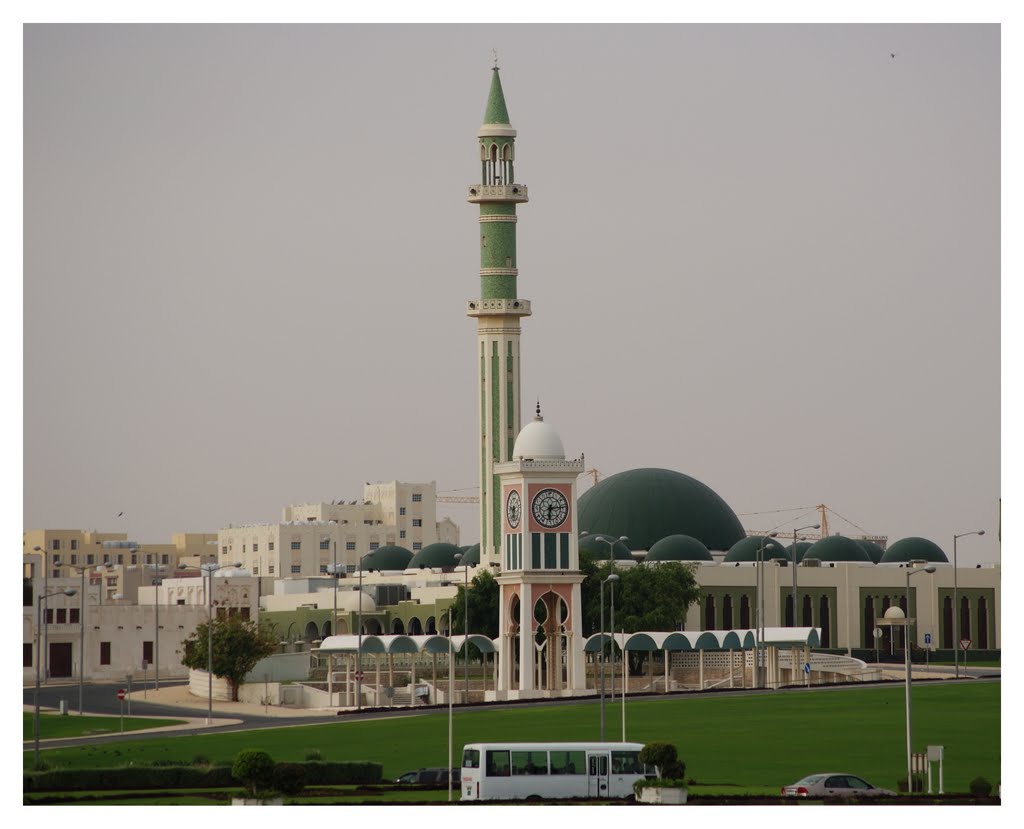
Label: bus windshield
xmin=463 ymin=748 xmax=480 ymax=769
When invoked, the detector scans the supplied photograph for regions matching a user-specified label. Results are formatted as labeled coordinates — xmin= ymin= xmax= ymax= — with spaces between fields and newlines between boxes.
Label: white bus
xmin=459 ymin=741 xmax=652 ymax=801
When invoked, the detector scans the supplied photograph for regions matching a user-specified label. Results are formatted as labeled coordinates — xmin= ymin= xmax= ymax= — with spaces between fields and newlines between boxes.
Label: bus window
xmin=611 ymin=751 xmax=643 ymax=774
xmin=463 ymin=749 xmax=480 ymax=769
xmin=550 ymin=751 xmax=585 ymax=775
xmin=512 ymin=751 xmax=549 ymax=775
xmin=589 ymin=755 xmax=608 ymax=776
xmin=486 ymin=750 xmax=511 ymax=777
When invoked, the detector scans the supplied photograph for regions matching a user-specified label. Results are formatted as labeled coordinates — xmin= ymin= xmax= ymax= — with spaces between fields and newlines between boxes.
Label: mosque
xmin=314 ymin=64 xmax=998 ymax=703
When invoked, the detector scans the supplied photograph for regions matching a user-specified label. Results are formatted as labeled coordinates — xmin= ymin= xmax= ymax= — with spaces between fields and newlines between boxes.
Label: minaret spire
xmin=467 ymin=62 xmax=531 ymax=570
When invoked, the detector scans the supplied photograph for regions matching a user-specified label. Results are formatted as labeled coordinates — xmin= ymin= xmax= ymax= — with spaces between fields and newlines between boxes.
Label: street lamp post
xmin=905 ymin=564 xmax=937 ymax=793
xmin=448 ymin=551 xmax=463 ymax=803
xmin=32 ymin=547 xmax=49 ymax=683
xmin=790 ymin=525 xmax=820 ymax=625
xmin=756 ymin=534 xmax=779 ymax=689
xmin=357 ymin=557 xmax=364 ymax=713
xmin=67 ymin=564 xmax=91 ymax=715
xmin=34 ymin=587 xmax=77 ymax=768
xmin=463 ymin=557 xmax=471 ymax=704
xmin=143 ymin=562 xmax=166 ymax=691
xmin=952 ymin=530 xmax=985 ymax=679
xmin=598 ymin=572 xmax=619 ymax=740
xmin=201 ymin=561 xmax=241 ymax=725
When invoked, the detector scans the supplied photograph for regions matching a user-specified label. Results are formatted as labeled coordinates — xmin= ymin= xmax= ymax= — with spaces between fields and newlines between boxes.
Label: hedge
xmin=24 ymin=760 xmax=382 ymax=792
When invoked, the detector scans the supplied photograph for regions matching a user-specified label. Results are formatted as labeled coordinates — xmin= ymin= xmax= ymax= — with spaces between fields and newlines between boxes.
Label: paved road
xmin=25 ymin=674 xmax=1000 ymax=753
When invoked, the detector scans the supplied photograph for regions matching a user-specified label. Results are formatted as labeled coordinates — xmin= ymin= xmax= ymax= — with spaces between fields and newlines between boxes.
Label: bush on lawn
xmin=969 ymin=776 xmax=993 ymax=797
xmin=24 ymin=760 xmax=381 ymax=792
xmin=272 ymin=763 xmax=307 ymax=796
xmin=896 ymin=773 xmax=926 ymax=793
xmin=232 ymin=750 xmax=275 ymax=797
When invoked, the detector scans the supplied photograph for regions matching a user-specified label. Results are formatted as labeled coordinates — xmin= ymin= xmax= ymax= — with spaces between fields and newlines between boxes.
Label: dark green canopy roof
xmin=361 ymin=545 xmax=412 ymax=572
xmin=881 ymin=536 xmax=949 ymax=564
xmin=803 ymin=535 xmax=872 ymax=563
xmin=579 ymin=534 xmax=633 ymax=561
xmin=408 ymin=542 xmax=463 ymax=570
xmin=858 ymin=540 xmax=887 ymax=564
xmin=646 ymin=534 xmax=713 ymax=562
xmin=577 ymin=468 xmax=745 ymax=552
xmin=724 ymin=536 xmax=790 ymax=563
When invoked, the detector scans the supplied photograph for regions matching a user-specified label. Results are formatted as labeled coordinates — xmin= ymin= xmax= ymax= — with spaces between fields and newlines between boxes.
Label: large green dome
xmin=408 ymin=542 xmax=462 ymax=570
xmin=579 ymin=533 xmax=633 ymax=562
xmin=724 ymin=536 xmax=791 ymax=563
xmin=646 ymin=534 xmax=713 ymax=562
xmin=577 ymin=468 xmax=745 ymax=552
xmin=460 ymin=543 xmax=481 ymax=567
xmin=361 ymin=544 xmax=413 ymax=571
xmin=803 ymin=535 xmax=873 ymax=563
xmin=787 ymin=541 xmax=815 ymax=563
xmin=858 ymin=540 xmax=887 ymax=564
xmin=881 ymin=537 xmax=949 ymax=564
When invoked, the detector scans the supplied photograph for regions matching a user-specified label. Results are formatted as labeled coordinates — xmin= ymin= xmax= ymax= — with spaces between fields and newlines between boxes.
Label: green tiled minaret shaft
xmin=467 ymin=64 xmax=531 ymax=570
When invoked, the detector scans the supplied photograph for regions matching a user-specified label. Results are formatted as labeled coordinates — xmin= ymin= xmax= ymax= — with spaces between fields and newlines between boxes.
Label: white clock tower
xmin=491 ymin=405 xmax=587 ymax=700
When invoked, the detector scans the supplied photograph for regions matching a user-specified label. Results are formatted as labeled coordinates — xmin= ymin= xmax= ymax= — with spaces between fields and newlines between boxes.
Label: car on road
xmin=395 ymin=767 xmax=460 ymax=785
xmin=782 ymin=773 xmax=895 ymax=798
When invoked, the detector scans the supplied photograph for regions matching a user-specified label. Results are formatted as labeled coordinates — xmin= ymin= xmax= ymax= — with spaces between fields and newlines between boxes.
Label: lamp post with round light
xmin=32 ymin=546 xmax=50 ymax=682
xmin=34 ymin=587 xmax=77 ymax=767
xmin=756 ymin=533 xmax=779 ymax=689
xmin=904 ymin=564 xmax=936 ymax=792
xmin=598 ymin=571 xmax=619 ymax=740
xmin=789 ymin=525 xmax=820 ymax=625
xmin=952 ymin=530 xmax=984 ymax=678
xmin=66 ymin=564 xmax=92 ymax=715
xmin=200 ymin=561 xmax=241 ymax=725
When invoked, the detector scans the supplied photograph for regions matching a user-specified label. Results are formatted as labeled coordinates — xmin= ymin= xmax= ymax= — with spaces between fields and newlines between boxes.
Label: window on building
xmin=71 ymin=539 xmax=78 ymax=550
xmin=52 ymin=569 xmax=61 ymax=579
xmin=68 ymin=608 xmax=79 ymax=624
xmin=100 ymin=642 xmax=111 ymax=665
xmin=346 ymin=542 xmax=356 ymax=551
xmin=253 ymin=543 xmax=258 ymax=553
xmin=45 ymin=609 xmax=54 ymax=624
xmin=400 ymin=530 xmax=406 ymax=539
xmin=369 ymin=542 xmax=379 ymax=551
xmin=363 ymin=520 xmax=373 ymax=525
xmin=117 ymin=554 xmax=124 ymax=564
xmin=56 ymin=608 xmax=67 ymax=624
xmin=177 ymin=599 xmax=185 ymax=605
xmin=319 ymin=539 xmax=330 ymax=550
xmin=241 ymin=607 xmax=251 ymax=621
xmin=412 ymin=519 xmax=423 ymax=527
xmin=320 ymin=564 xmax=328 ymax=574
xmin=143 ymin=641 xmax=154 ymax=664
xmin=53 ymin=554 xmax=62 ymax=565
xmin=412 ymin=494 xmax=422 ymax=502
xmin=291 ymin=541 xmax=301 ymax=550
xmin=413 ymin=542 xmax=422 ymax=551
xmin=70 ymin=554 xmax=77 ymax=565
xmin=24 ymin=642 xmax=33 ymax=667
xmin=52 ymin=539 xmax=61 ymax=550
xmin=269 ymin=565 xmax=275 ymax=574
xmin=24 ymin=581 xmax=32 ymax=607
xmin=242 ymin=544 xmax=246 ymax=553
xmin=268 ymin=541 xmax=275 ymax=551
xmin=107 ymin=577 xmax=117 ymax=587
xmin=103 ymin=555 xmax=110 ymax=564
xmin=400 ymin=507 xmax=406 ymax=515
xmin=291 ymin=565 xmax=301 ymax=574
xmin=253 ymin=566 xmax=259 ymax=576
xmin=131 ymin=554 xmax=137 ymax=565
xmin=222 ymin=546 xmax=228 ymax=555
xmin=86 ymin=554 xmax=94 ymax=565
xmin=161 ymin=554 xmax=169 ymax=565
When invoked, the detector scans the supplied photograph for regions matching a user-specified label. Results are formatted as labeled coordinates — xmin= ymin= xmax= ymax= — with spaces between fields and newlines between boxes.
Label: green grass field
xmin=23 ymin=712 xmax=187 ymax=740
xmin=26 ymin=682 xmax=1000 ymax=794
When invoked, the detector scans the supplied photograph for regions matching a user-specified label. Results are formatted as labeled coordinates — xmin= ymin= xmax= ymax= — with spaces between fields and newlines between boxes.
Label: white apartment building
xmin=218 ymin=481 xmax=460 ymax=577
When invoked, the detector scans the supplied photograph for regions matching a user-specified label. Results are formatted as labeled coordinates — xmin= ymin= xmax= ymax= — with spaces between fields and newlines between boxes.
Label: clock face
xmin=506 ymin=489 xmax=522 ymax=529
xmin=531 ymin=488 xmax=569 ymax=528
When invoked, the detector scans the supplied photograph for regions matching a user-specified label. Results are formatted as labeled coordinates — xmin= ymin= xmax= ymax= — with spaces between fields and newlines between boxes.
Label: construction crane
xmin=584 ymin=468 xmax=602 ymax=487
xmin=743 ymin=504 xmax=887 ymax=548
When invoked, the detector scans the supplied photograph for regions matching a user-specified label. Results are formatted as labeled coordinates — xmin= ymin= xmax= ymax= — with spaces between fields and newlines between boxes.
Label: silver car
xmin=782 ymin=773 xmax=896 ymax=798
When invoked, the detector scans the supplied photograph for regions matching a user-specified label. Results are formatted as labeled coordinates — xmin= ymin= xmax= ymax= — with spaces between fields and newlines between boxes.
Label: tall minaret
xmin=467 ymin=62 xmax=531 ymax=570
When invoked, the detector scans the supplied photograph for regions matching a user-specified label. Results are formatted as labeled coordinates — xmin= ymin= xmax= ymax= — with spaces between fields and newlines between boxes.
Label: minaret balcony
xmin=467 ymin=298 xmax=532 ymax=318
xmin=467 ymin=184 xmax=529 ymax=204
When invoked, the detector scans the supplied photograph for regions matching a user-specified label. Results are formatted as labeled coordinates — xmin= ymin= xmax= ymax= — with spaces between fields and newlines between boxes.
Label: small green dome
xmin=408 ymin=542 xmax=463 ymax=570
xmin=646 ymin=534 xmax=713 ymax=562
xmin=881 ymin=537 xmax=949 ymax=564
xmin=724 ymin=536 xmax=791 ymax=563
xmin=803 ymin=535 xmax=872 ymax=563
xmin=579 ymin=533 xmax=633 ymax=561
xmin=578 ymin=468 xmax=745 ymax=552
xmin=460 ymin=543 xmax=481 ymax=566
xmin=787 ymin=541 xmax=815 ymax=563
xmin=361 ymin=545 xmax=412 ymax=572
xmin=858 ymin=540 xmax=887 ymax=564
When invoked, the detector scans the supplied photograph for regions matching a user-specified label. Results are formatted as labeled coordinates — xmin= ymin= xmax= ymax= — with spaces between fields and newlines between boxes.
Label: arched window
xmin=819 ymin=595 xmax=831 ymax=648
xmin=959 ymin=596 xmax=971 ymax=640
xmin=391 ymin=617 xmax=405 ymax=635
xmin=425 ymin=615 xmax=437 ymax=635
xmin=785 ymin=594 xmax=794 ymax=627
xmin=722 ymin=594 xmax=733 ymax=629
xmin=303 ymin=621 xmax=319 ymax=641
xmin=881 ymin=596 xmax=892 ymax=654
xmin=739 ymin=595 xmax=751 ymax=629
xmin=977 ymin=596 xmax=988 ymax=649
xmin=899 ymin=595 xmax=908 ymax=650
xmin=408 ymin=616 xmax=423 ymax=636
xmin=864 ymin=596 xmax=875 ymax=649
xmin=704 ymin=595 xmax=716 ymax=630
xmin=802 ymin=595 xmax=813 ymax=628
xmin=321 ymin=620 xmax=332 ymax=639
xmin=942 ymin=596 xmax=953 ymax=648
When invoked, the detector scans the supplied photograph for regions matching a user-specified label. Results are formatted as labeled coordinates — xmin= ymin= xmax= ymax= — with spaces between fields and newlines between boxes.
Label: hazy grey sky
xmin=23 ymin=24 xmax=1000 ymax=563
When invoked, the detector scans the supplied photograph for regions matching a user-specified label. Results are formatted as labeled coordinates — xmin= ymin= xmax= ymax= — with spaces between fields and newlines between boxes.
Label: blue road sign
xmin=924 ymin=633 xmax=932 ymax=646
xmin=803 ymin=663 xmax=811 ymax=674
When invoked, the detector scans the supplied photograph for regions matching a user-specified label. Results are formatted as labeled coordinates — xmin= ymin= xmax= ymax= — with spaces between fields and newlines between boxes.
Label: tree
xmin=232 ymin=749 xmax=275 ymax=798
xmin=447 ymin=568 xmax=499 ymax=663
xmin=179 ymin=614 xmax=278 ymax=701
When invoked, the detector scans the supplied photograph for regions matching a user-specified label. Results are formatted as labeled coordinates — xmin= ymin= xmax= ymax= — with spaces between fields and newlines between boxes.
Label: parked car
xmin=782 ymin=773 xmax=895 ymax=798
xmin=395 ymin=767 xmax=460 ymax=785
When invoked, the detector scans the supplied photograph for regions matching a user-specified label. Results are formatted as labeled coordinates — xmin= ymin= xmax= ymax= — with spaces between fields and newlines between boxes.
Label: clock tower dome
xmin=492 ymin=405 xmax=587 ymax=699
